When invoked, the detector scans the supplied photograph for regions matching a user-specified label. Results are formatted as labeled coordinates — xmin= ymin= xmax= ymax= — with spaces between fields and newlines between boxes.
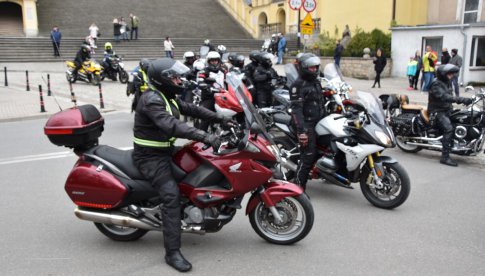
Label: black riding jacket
xmin=427 ymin=78 xmax=457 ymax=113
xmin=74 ymin=49 xmax=90 ymax=65
xmin=253 ymin=65 xmax=278 ymax=90
xmin=134 ymin=89 xmax=219 ymax=146
xmin=290 ymin=77 xmax=326 ymax=133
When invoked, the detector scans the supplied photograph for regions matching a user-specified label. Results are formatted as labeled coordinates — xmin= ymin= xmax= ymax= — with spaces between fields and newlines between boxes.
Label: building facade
xmin=0 ymin=0 xmax=38 ymax=37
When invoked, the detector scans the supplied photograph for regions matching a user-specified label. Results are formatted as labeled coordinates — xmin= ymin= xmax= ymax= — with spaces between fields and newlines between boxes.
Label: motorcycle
xmin=261 ymin=38 xmax=271 ymax=53
xmin=321 ymin=63 xmax=353 ymax=114
xmin=101 ymin=56 xmax=129 ymax=84
xmin=380 ymin=86 xmax=485 ymax=156
xmin=66 ymin=59 xmax=102 ymax=85
xmin=43 ymin=73 xmax=314 ymax=245
xmin=271 ymin=90 xmax=411 ymax=209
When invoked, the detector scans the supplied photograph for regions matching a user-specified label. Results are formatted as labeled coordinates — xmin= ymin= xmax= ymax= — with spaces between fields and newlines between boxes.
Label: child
xmin=406 ymin=56 xmax=418 ymax=90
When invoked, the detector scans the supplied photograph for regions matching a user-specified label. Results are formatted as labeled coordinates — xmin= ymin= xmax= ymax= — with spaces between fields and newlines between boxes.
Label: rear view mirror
xmin=465 ymin=86 xmax=474 ymax=92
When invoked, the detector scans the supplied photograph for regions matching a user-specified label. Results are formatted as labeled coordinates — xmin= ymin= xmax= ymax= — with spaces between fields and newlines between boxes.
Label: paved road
xmin=1 ymin=113 xmax=484 ymax=275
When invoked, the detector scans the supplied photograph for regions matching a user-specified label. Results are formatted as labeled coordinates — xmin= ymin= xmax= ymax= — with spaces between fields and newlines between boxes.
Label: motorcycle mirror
xmin=465 ymin=86 xmax=474 ymax=92
xmin=199 ymin=82 xmax=208 ymax=89
xmin=351 ymin=99 xmax=367 ymax=112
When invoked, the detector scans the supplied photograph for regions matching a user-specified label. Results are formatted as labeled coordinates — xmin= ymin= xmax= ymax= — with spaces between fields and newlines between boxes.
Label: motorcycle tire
xmin=119 ymin=70 xmax=129 ymax=84
xmin=249 ymin=194 xmax=314 ymax=245
xmin=100 ymin=73 xmax=106 ymax=81
xmin=272 ymin=135 xmax=299 ymax=180
xmin=396 ymin=136 xmax=422 ymax=153
xmin=66 ymin=72 xmax=76 ymax=83
xmin=360 ymin=161 xmax=410 ymax=209
xmin=92 ymin=74 xmax=101 ymax=86
xmin=94 ymin=222 xmax=148 ymax=241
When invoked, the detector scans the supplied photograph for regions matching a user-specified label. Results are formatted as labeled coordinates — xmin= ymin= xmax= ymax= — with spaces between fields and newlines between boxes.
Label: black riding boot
xmin=165 ymin=249 xmax=192 ymax=272
xmin=440 ymin=132 xmax=457 ymax=167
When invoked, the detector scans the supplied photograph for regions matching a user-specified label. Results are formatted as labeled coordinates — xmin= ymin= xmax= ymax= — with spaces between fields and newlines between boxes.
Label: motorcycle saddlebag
xmin=390 ymin=113 xmax=416 ymax=136
xmin=44 ymin=104 xmax=104 ymax=149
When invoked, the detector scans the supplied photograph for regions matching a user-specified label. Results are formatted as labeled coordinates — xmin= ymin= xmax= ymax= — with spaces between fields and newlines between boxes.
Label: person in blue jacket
xmin=50 ymin=26 xmax=62 ymax=57
xmin=277 ymin=33 xmax=286 ymax=64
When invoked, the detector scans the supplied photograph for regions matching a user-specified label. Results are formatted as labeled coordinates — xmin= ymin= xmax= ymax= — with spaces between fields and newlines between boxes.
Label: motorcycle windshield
xmin=199 ymin=46 xmax=210 ymax=59
xmin=284 ymin=63 xmax=299 ymax=88
xmin=354 ymin=91 xmax=386 ymax=125
xmin=323 ymin=63 xmax=344 ymax=82
xmin=226 ymin=73 xmax=275 ymax=145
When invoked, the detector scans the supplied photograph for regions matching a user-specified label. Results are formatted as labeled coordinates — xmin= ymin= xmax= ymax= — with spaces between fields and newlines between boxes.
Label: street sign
xmin=303 ymin=0 xmax=316 ymax=13
xmin=288 ymin=0 xmax=303 ymax=10
xmin=300 ymin=13 xmax=314 ymax=35
xmin=301 ymin=27 xmax=313 ymax=35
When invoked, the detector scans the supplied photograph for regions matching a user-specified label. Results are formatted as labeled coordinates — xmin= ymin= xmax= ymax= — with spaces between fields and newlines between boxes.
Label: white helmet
xmin=206 ymin=51 xmax=222 ymax=72
xmin=217 ymin=45 xmax=226 ymax=53
xmin=206 ymin=51 xmax=221 ymax=60
xmin=183 ymin=51 xmax=195 ymax=59
xmin=204 ymin=39 xmax=210 ymax=45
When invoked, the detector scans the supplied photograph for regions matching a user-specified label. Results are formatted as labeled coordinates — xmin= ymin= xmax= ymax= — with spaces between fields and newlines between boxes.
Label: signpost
xmin=300 ymin=12 xmax=314 ymax=35
xmin=289 ymin=0 xmax=316 ymax=50
xmin=302 ymin=0 xmax=316 ymax=13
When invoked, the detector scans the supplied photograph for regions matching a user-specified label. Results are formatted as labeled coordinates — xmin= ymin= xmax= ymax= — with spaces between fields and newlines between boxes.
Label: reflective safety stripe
xmin=133 ymin=137 xmax=173 ymax=148
xmin=140 ymin=70 xmax=149 ymax=92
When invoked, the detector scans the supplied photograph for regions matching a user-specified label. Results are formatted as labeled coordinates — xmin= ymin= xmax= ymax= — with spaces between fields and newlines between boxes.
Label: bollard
xmin=26 ymin=70 xmax=30 ymax=91
xmin=47 ymin=74 xmax=52 ymax=96
xmin=69 ymin=82 xmax=77 ymax=106
xmin=39 ymin=85 xmax=46 ymax=113
xmin=4 ymin=67 xmax=7 ymax=86
xmin=98 ymin=83 xmax=105 ymax=109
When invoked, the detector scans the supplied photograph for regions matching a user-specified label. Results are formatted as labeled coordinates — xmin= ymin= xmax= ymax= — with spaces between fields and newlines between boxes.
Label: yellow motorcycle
xmin=66 ymin=60 xmax=102 ymax=85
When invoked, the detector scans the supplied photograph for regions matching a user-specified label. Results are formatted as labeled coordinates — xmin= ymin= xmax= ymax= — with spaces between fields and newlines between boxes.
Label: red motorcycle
xmin=43 ymin=74 xmax=314 ymax=245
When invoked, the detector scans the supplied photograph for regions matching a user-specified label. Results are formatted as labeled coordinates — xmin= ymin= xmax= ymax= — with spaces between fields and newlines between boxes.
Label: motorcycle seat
xmin=401 ymin=104 xmax=424 ymax=111
xmin=91 ymin=145 xmax=186 ymax=181
xmin=420 ymin=109 xmax=429 ymax=124
xmin=273 ymin=113 xmax=292 ymax=125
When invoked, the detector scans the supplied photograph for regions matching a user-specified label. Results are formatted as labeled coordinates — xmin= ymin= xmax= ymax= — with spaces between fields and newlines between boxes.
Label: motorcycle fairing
xmin=245 ymin=180 xmax=303 ymax=215
xmin=335 ymin=142 xmax=384 ymax=171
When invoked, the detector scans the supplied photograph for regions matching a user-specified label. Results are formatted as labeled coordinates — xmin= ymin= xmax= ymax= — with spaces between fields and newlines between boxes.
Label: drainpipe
xmin=459 ymin=25 xmax=467 ymax=86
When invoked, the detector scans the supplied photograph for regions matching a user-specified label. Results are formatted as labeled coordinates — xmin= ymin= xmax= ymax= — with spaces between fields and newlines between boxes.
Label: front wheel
xmin=249 ymin=194 xmax=314 ymax=245
xmin=92 ymin=74 xmax=101 ymax=86
xmin=66 ymin=72 xmax=76 ymax=83
xmin=119 ymin=70 xmax=129 ymax=84
xmin=396 ymin=136 xmax=422 ymax=153
xmin=94 ymin=223 xmax=148 ymax=241
xmin=360 ymin=162 xmax=410 ymax=209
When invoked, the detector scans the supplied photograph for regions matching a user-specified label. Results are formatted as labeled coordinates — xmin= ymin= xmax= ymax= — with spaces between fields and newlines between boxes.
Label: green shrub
xmin=313 ymin=32 xmax=336 ymax=57
xmin=370 ymin=29 xmax=391 ymax=57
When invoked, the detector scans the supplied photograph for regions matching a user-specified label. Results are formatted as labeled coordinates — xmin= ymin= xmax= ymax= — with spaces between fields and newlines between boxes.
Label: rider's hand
xmin=298 ymin=133 xmax=309 ymax=147
xmin=203 ymin=134 xmax=222 ymax=151
xmin=462 ymin=98 xmax=473 ymax=106
xmin=219 ymin=115 xmax=237 ymax=128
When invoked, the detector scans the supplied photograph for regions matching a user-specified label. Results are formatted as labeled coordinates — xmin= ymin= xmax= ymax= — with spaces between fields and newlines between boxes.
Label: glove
xmin=203 ymin=134 xmax=222 ymax=151
xmin=462 ymin=98 xmax=473 ymax=106
xmin=298 ymin=133 xmax=308 ymax=147
xmin=218 ymin=115 xmax=237 ymax=128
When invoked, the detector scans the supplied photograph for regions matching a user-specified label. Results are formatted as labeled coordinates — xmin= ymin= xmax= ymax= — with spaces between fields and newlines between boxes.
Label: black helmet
xmin=206 ymin=51 xmax=222 ymax=73
xmin=299 ymin=53 xmax=321 ymax=80
xmin=139 ymin=58 xmax=150 ymax=72
xmin=147 ymin=58 xmax=190 ymax=98
xmin=249 ymin=50 xmax=261 ymax=63
xmin=259 ymin=52 xmax=274 ymax=68
xmin=228 ymin=53 xmax=245 ymax=68
xmin=436 ymin=64 xmax=459 ymax=82
xmin=81 ymin=44 xmax=91 ymax=53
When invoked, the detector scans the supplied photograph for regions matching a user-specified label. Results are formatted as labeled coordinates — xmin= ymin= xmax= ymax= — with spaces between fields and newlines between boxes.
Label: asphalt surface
xmin=1 ymin=112 xmax=484 ymax=275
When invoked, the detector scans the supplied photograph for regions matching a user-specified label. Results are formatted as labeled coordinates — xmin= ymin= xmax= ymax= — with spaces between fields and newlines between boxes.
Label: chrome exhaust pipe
xmin=406 ymin=142 xmax=442 ymax=149
xmin=74 ymin=207 xmax=160 ymax=231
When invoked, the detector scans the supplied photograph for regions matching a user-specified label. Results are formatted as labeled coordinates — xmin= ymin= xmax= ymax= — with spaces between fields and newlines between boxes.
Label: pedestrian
xmin=89 ymin=23 xmax=99 ymax=46
xmin=334 ymin=39 xmax=344 ymax=67
xmin=406 ymin=56 xmax=418 ymax=90
xmin=449 ymin=48 xmax=463 ymax=97
xmin=113 ymin=18 xmax=121 ymax=43
xmin=130 ymin=13 xmax=140 ymax=40
xmin=50 ymin=26 xmax=62 ymax=57
xmin=85 ymin=35 xmax=96 ymax=54
xmin=164 ymin=36 xmax=175 ymax=58
xmin=120 ymin=17 xmax=129 ymax=41
xmin=441 ymin=47 xmax=451 ymax=65
xmin=414 ymin=50 xmax=422 ymax=90
xmin=422 ymin=45 xmax=438 ymax=91
xmin=276 ymin=33 xmax=286 ymax=65
xmin=372 ymin=48 xmax=387 ymax=88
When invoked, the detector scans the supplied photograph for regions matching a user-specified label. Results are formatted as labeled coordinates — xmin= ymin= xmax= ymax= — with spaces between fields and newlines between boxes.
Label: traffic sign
xmin=303 ymin=0 xmax=316 ymax=13
xmin=301 ymin=28 xmax=313 ymax=35
xmin=288 ymin=0 xmax=302 ymax=10
xmin=300 ymin=13 xmax=314 ymax=28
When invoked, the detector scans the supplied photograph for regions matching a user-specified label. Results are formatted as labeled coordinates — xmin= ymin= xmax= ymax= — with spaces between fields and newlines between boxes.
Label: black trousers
xmin=413 ymin=70 xmax=420 ymax=89
xmin=255 ymin=87 xmax=272 ymax=108
xmin=373 ymin=71 xmax=382 ymax=87
xmin=130 ymin=27 xmax=138 ymax=39
xmin=52 ymin=42 xmax=60 ymax=56
xmin=133 ymin=145 xmax=181 ymax=251
xmin=434 ymin=111 xmax=454 ymax=157
xmin=199 ymin=98 xmax=215 ymax=132
xmin=295 ymin=125 xmax=317 ymax=190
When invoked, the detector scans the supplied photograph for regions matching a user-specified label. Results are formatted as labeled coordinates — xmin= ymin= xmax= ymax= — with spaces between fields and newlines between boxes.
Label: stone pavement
xmin=0 ymin=61 xmax=473 ymax=122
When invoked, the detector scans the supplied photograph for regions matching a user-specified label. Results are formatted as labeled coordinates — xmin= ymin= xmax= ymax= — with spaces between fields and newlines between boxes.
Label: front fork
xmin=367 ymin=153 xmax=385 ymax=189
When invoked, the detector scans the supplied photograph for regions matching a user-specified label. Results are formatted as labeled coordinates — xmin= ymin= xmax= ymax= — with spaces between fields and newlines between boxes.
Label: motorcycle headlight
xmin=266 ymin=145 xmax=281 ymax=162
xmin=375 ymin=130 xmax=391 ymax=146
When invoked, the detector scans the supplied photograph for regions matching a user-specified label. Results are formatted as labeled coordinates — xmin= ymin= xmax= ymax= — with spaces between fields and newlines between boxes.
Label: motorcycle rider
xmin=290 ymin=54 xmax=326 ymax=190
xmin=228 ymin=53 xmax=255 ymax=97
xmin=243 ymin=50 xmax=260 ymax=100
xmin=132 ymin=58 xmax=233 ymax=272
xmin=102 ymin=42 xmax=118 ymax=80
xmin=198 ymin=51 xmax=226 ymax=132
xmin=73 ymin=44 xmax=91 ymax=77
xmin=428 ymin=64 xmax=473 ymax=167
xmin=203 ymin=39 xmax=216 ymax=52
xmin=129 ymin=58 xmax=151 ymax=112
xmin=253 ymin=52 xmax=278 ymax=108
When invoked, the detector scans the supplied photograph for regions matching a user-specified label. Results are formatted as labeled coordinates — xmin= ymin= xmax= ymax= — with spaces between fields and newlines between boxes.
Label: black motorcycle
xmin=101 ymin=56 xmax=129 ymax=84
xmin=380 ymin=87 xmax=485 ymax=156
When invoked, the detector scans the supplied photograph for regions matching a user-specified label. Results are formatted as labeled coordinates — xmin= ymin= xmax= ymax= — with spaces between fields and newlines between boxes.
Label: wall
xmin=428 ymin=0 xmax=459 ymax=24
xmin=391 ymin=25 xmax=485 ymax=85
xmin=395 ymin=0 xmax=428 ymax=26
xmin=0 ymin=0 xmax=38 ymax=36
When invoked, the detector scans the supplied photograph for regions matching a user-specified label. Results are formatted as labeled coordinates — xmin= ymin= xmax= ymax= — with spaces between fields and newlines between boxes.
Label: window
xmin=463 ymin=0 xmax=481 ymax=23
xmin=470 ymin=36 xmax=485 ymax=67
xmin=422 ymin=37 xmax=443 ymax=63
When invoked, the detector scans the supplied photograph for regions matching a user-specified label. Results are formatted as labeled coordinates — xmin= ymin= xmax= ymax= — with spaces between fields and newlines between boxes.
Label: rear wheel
xmin=396 ymin=136 xmax=422 ymax=153
xmin=94 ymin=223 xmax=148 ymax=241
xmin=119 ymin=70 xmax=129 ymax=84
xmin=249 ymin=194 xmax=314 ymax=245
xmin=360 ymin=162 xmax=410 ymax=209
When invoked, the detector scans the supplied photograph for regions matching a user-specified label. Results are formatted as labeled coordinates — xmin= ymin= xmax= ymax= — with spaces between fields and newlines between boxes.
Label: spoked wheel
xmin=119 ymin=70 xmax=129 ymax=84
xmin=360 ymin=162 xmax=410 ymax=209
xmin=272 ymin=136 xmax=299 ymax=180
xmin=94 ymin=223 xmax=148 ymax=241
xmin=396 ymin=136 xmax=422 ymax=153
xmin=249 ymin=194 xmax=314 ymax=245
